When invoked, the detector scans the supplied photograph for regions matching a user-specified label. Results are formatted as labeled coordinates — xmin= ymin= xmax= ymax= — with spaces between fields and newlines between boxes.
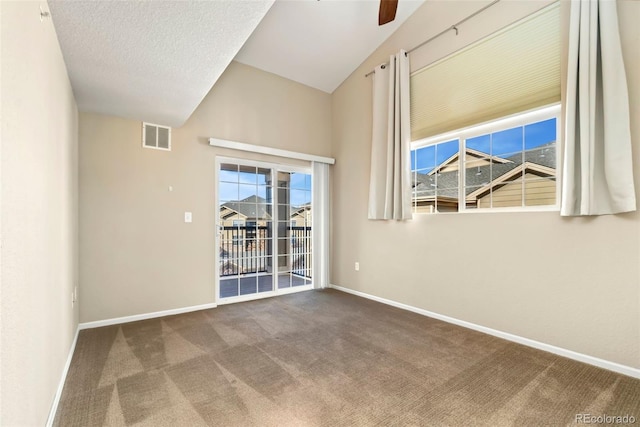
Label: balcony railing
xmin=290 ymin=226 xmax=311 ymax=278
xmin=219 ymin=225 xmax=311 ymax=278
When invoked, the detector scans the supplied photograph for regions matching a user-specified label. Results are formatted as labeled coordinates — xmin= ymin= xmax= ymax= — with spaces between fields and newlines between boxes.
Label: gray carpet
xmin=54 ymin=289 xmax=640 ymax=426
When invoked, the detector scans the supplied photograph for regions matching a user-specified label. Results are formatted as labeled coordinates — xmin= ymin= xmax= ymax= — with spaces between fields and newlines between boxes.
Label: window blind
xmin=410 ymin=3 xmax=560 ymax=141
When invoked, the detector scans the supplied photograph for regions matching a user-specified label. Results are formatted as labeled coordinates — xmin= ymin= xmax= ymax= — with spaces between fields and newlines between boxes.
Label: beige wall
xmin=79 ymin=61 xmax=331 ymax=322
xmin=1 ymin=2 xmax=79 ymax=425
xmin=331 ymin=0 xmax=640 ymax=369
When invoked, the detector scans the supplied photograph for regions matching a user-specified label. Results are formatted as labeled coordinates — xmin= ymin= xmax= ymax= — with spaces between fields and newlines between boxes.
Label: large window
xmin=411 ymin=105 xmax=559 ymax=213
xmin=409 ymin=2 xmax=560 ymax=214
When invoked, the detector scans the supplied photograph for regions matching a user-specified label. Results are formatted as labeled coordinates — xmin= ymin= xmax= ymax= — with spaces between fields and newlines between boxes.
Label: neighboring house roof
xmin=428 ymin=147 xmax=512 ymax=176
xmin=220 ymin=195 xmax=271 ymax=220
xmin=220 ymin=196 xmax=311 ymax=221
xmin=466 ymin=162 xmax=555 ymax=201
xmin=413 ymin=142 xmax=556 ymax=201
xmin=220 ymin=206 xmax=245 ymax=221
xmin=290 ymin=203 xmax=311 ymax=218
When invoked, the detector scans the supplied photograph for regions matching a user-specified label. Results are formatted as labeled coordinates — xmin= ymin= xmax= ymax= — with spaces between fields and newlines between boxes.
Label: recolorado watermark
xmin=576 ymin=413 xmax=636 ymax=424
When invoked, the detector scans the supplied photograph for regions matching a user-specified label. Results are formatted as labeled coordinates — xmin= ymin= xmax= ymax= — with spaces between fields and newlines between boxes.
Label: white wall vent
xmin=142 ymin=122 xmax=171 ymax=151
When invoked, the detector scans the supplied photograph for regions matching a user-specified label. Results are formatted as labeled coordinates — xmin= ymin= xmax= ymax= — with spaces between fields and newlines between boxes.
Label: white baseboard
xmin=329 ymin=284 xmax=640 ymax=379
xmin=46 ymin=326 xmax=80 ymax=427
xmin=78 ymin=302 xmax=218 ymax=330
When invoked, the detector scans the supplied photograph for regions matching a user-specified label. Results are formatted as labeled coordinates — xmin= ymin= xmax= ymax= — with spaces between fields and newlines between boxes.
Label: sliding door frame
xmin=214 ymin=156 xmax=314 ymax=305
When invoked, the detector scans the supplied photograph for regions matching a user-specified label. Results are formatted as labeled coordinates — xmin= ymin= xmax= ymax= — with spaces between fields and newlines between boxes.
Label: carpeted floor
xmin=54 ymin=289 xmax=640 ymax=426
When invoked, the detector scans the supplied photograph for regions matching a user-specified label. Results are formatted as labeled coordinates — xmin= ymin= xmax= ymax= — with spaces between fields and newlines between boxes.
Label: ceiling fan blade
xmin=379 ymin=0 xmax=398 ymax=26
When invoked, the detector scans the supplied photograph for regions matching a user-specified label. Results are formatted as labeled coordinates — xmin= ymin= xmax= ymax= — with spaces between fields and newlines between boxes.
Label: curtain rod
xmin=365 ymin=0 xmax=500 ymax=78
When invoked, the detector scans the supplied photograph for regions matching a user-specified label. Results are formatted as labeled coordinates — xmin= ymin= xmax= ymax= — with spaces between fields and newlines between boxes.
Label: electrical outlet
xmin=71 ymin=291 xmax=75 ymax=307
xmin=355 ymin=262 xmax=360 ymax=271
xmin=184 ymin=212 xmax=192 ymax=223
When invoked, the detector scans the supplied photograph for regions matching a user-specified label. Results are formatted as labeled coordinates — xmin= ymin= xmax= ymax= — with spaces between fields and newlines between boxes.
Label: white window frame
xmin=411 ymin=104 xmax=561 ymax=214
xmin=142 ymin=122 xmax=171 ymax=151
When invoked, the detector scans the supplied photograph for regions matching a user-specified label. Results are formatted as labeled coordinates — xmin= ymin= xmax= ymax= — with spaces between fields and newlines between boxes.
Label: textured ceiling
xmin=235 ymin=0 xmax=425 ymax=93
xmin=49 ymin=0 xmax=274 ymax=127
xmin=48 ymin=0 xmax=425 ymax=127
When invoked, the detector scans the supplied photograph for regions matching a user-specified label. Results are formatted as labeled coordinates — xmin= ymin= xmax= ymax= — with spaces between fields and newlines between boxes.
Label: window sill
xmin=413 ymin=205 xmax=560 ymax=215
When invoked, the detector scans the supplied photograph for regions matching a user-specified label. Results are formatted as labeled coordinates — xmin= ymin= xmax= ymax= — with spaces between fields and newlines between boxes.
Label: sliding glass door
xmin=216 ymin=159 xmax=312 ymax=303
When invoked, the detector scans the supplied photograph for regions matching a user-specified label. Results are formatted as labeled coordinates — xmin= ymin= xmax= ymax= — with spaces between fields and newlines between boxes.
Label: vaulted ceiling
xmin=48 ymin=0 xmax=425 ymax=127
xmin=234 ymin=0 xmax=425 ymax=93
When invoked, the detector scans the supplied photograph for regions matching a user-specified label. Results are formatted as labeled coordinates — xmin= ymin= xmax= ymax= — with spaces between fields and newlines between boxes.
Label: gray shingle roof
xmin=221 ymin=195 xmax=271 ymax=220
xmin=413 ymin=142 xmax=556 ymax=200
xmin=291 ymin=203 xmax=311 ymax=217
xmin=221 ymin=196 xmax=312 ymax=220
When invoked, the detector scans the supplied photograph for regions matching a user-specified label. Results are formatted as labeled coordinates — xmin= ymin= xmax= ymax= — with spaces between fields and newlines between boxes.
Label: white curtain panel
xmin=561 ymin=0 xmax=636 ymax=216
xmin=312 ymin=161 xmax=330 ymax=289
xmin=368 ymin=50 xmax=413 ymax=220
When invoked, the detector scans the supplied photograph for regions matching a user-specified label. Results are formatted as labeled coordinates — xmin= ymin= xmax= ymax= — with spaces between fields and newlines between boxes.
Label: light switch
xmin=184 ymin=212 xmax=192 ymax=223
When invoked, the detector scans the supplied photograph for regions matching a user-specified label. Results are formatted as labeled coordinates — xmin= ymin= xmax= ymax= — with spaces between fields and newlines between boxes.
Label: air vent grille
xmin=142 ymin=122 xmax=171 ymax=151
